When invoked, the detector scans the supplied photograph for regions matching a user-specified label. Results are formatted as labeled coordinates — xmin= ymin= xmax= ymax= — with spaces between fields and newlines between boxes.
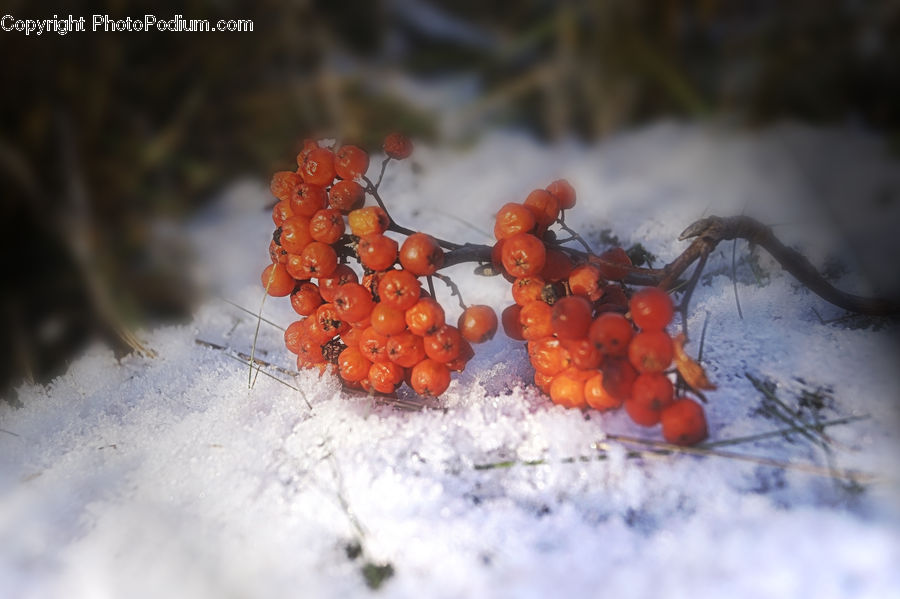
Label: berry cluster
xmin=262 ymin=134 xmax=499 ymax=397
xmin=492 ymin=184 xmax=709 ymax=445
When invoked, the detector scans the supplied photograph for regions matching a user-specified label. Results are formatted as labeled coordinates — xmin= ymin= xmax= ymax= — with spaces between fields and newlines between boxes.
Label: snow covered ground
xmin=2 ymin=122 xmax=900 ymax=598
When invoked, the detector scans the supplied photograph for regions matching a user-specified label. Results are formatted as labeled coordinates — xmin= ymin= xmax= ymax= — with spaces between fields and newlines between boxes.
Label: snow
xmin=2 ymin=122 xmax=900 ymax=599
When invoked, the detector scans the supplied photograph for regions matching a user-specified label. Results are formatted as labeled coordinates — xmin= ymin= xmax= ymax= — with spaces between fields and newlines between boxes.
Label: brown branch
xmin=435 ymin=216 xmax=899 ymax=316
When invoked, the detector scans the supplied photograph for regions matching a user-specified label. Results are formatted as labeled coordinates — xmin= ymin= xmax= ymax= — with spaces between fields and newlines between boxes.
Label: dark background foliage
xmin=1 ymin=0 xmax=898 ymax=396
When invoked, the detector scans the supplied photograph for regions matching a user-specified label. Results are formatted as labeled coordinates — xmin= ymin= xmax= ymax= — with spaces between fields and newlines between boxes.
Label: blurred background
xmin=2 ymin=0 xmax=899 ymax=397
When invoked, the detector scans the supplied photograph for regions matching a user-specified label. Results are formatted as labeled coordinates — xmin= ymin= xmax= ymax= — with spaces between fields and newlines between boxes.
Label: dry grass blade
xmin=220 ymin=297 xmax=286 ymax=331
xmin=745 ymin=373 xmax=830 ymax=447
xmin=703 ymin=415 xmax=869 ymax=448
xmin=195 ymin=338 xmax=312 ymax=409
xmin=606 ymin=433 xmax=876 ymax=483
xmin=249 ymin=276 xmax=275 ymax=389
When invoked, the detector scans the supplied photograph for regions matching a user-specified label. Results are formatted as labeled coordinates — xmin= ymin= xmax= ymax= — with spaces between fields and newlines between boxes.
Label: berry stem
xmin=554 ymin=216 xmax=593 ymax=254
xmin=362 ymin=177 xmax=462 ymax=250
xmin=374 ymin=156 xmax=391 ymax=189
xmin=433 ymin=273 xmax=468 ymax=311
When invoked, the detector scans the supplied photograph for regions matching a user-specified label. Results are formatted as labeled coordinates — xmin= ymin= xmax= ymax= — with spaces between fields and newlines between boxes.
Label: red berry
xmin=551 ymin=295 xmax=592 ymax=339
xmin=301 ymin=147 xmax=336 ymax=187
xmin=383 ymin=132 xmax=413 ymax=160
xmin=329 ymin=180 xmax=366 ymax=213
xmin=377 ymin=269 xmax=421 ymax=311
xmin=631 ymin=372 xmax=675 ymax=412
xmin=457 ymin=305 xmax=498 ymax=343
xmin=629 ymin=287 xmax=674 ymax=331
xmin=494 ymin=203 xmax=536 ymax=240
xmin=291 ymin=183 xmax=327 ymax=217
xmin=546 ymin=179 xmax=576 ymax=210
xmin=349 ymin=206 xmax=390 ymax=237
xmin=335 ymin=145 xmax=370 ymax=180
xmin=332 ymin=282 xmax=375 ymax=323
xmin=501 ymin=233 xmax=546 ymax=278
xmin=261 ymin=263 xmax=295 ymax=297
xmin=628 ymin=330 xmax=674 ymax=373
xmin=400 ymin=233 xmax=444 ymax=276
xmin=410 ymin=359 xmax=451 ymax=396
xmin=358 ymin=234 xmax=399 ymax=271
xmin=523 ymin=189 xmax=560 ymax=228
xmin=290 ymin=282 xmax=323 ymax=316
xmin=661 ymin=399 xmax=709 ymax=445
xmin=593 ymin=247 xmax=632 ymax=281
xmin=308 ymin=209 xmax=346 ymax=245
xmin=624 ymin=399 xmax=662 ymax=427
xmin=405 ymin=297 xmax=445 ymax=336
xmin=588 ymin=313 xmax=633 ymax=357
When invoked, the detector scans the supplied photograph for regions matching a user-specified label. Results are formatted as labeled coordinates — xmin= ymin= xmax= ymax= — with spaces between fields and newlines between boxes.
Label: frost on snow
xmin=2 ymin=123 xmax=900 ymax=598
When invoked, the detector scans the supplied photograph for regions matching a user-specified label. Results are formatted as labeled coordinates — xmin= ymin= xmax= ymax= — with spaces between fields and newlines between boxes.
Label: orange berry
xmin=272 ymin=200 xmax=294 ymax=227
xmin=512 ymin=276 xmax=546 ymax=306
xmin=457 ymin=305 xmax=498 ymax=344
xmin=334 ymin=145 xmax=370 ymax=180
xmin=494 ymin=203 xmax=536 ymax=240
xmin=601 ymin=357 xmax=638 ymax=400
xmin=290 ymin=282 xmax=323 ymax=316
xmin=593 ymin=247 xmax=632 ymax=281
xmin=400 ymin=233 xmax=444 ymax=276
xmin=527 ymin=337 xmax=571 ymax=376
xmin=301 ymin=147 xmax=336 ymax=187
xmin=295 ymin=139 xmax=319 ymax=169
xmin=291 ymin=183 xmax=327 ymax=217
xmin=539 ymin=249 xmax=574 ymax=282
xmin=383 ymin=132 xmax=413 ymax=160
xmin=501 ymin=233 xmax=546 ymax=278
xmin=549 ymin=368 xmax=589 ymax=408
xmin=584 ymin=372 xmax=623 ymax=411
xmin=628 ymin=330 xmax=674 ymax=373
xmin=661 ymin=398 xmax=709 ymax=445
xmin=359 ymin=326 xmax=391 ymax=363
xmin=410 ymin=358 xmax=451 ymax=396
xmin=279 ymin=216 xmax=313 ymax=254
xmin=405 ymin=297 xmax=445 ymax=336
xmin=386 ymin=331 xmax=426 ymax=368
xmin=624 ymin=399 xmax=661 ymax=427
xmin=270 ymin=171 xmax=303 ymax=202
xmin=588 ymin=313 xmax=634 ymax=357
xmin=523 ymin=189 xmax=560 ymax=227
xmin=315 ymin=303 xmax=349 ymax=339
xmin=261 ymin=263 xmax=295 ymax=297
xmin=631 ymin=373 xmax=675 ymax=412
xmin=629 ymin=287 xmax=674 ymax=331
xmin=368 ymin=361 xmax=405 ymax=393
xmin=446 ymin=337 xmax=474 ymax=372
xmin=377 ymin=269 xmax=421 ymax=311
xmin=309 ymin=209 xmax=346 ymax=245
xmin=501 ymin=304 xmax=525 ymax=340
xmin=329 ymin=179 xmax=365 ymax=213
xmin=546 ymin=179 xmax=576 ymax=210
xmin=338 ymin=347 xmax=371 ymax=383
xmin=332 ymin=282 xmax=375 ymax=323
xmin=569 ymin=264 xmax=605 ymax=301
xmin=318 ymin=264 xmax=358 ymax=303
xmin=562 ymin=337 xmax=602 ymax=370
xmin=269 ymin=239 xmax=289 ymax=264
xmin=551 ymin=295 xmax=592 ymax=339
xmin=358 ymin=234 xmax=399 ymax=271
xmin=519 ymin=300 xmax=554 ymax=341
xmin=283 ymin=319 xmax=308 ymax=354
xmin=349 ymin=206 xmax=390 ymax=237
xmin=370 ymin=303 xmax=407 ymax=337
xmin=298 ymin=241 xmax=338 ymax=279
xmin=424 ymin=325 xmax=463 ymax=363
